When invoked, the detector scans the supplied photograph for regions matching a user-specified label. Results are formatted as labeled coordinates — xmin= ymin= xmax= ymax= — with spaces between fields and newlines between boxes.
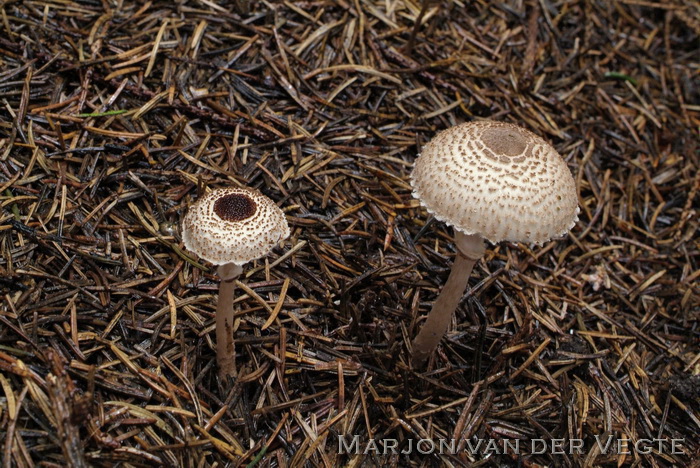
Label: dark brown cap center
xmin=481 ymin=127 xmax=527 ymax=157
xmin=214 ymin=193 xmax=257 ymax=222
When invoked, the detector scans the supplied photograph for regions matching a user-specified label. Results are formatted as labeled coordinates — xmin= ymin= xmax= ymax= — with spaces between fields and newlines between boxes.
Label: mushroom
xmin=181 ymin=186 xmax=290 ymax=378
xmin=410 ymin=120 xmax=578 ymax=367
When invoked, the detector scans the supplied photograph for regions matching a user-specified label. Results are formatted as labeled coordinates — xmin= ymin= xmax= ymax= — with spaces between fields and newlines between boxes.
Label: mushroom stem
xmin=216 ymin=263 xmax=243 ymax=379
xmin=411 ymin=231 xmax=485 ymax=367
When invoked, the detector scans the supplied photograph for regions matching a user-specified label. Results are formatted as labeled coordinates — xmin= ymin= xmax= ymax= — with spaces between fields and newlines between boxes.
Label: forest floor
xmin=0 ymin=0 xmax=698 ymax=467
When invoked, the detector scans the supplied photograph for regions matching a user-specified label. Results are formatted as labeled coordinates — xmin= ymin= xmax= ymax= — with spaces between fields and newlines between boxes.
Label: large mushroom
xmin=410 ymin=120 xmax=579 ymax=367
xmin=181 ymin=187 xmax=290 ymax=379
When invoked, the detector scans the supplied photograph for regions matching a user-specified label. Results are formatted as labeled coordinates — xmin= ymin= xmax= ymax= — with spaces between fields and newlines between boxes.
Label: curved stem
xmin=216 ymin=263 xmax=243 ymax=379
xmin=411 ymin=232 xmax=485 ymax=368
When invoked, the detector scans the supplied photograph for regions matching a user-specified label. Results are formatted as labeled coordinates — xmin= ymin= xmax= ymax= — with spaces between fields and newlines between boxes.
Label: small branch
xmin=404 ymin=0 xmax=432 ymax=55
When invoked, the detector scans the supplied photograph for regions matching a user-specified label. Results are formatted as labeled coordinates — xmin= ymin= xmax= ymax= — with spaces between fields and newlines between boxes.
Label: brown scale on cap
xmin=181 ymin=187 xmax=290 ymax=265
xmin=214 ymin=193 xmax=257 ymax=222
xmin=480 ymin=126 xmax=527 ymax=158
xmin=411 ymin=120 xmax=579 ymax=244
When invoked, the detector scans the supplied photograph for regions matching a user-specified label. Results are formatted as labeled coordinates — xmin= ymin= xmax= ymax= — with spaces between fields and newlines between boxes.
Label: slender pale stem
xmin=411 ymin=231 xmax=485 ymax=367
xmin=216 ymin=263 xmax=243 ymax=379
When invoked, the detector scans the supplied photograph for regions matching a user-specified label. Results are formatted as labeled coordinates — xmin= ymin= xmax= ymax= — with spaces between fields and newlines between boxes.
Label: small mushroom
xmin=410 ymin=120 xmax=579 ymax=367
xmin=181 ymin=187 xmax=290 ymax=379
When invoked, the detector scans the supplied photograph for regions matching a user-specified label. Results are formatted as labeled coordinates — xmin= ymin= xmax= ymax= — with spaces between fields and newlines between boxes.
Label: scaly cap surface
xmin=181 ymin=187 xmax=290 ymax=265
xmin=410 ymin=121 xmax=579 ymax=244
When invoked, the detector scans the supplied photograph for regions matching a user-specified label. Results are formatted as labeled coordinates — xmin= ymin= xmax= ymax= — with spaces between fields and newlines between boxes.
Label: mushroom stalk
xmin=411 ymin=231 xmax=485 ymax=367
xmin=216 ymin=263 xmax=243 ymax=379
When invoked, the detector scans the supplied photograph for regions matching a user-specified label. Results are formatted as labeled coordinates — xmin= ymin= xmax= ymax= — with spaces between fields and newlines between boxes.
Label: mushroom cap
xmin=181 ymin=187 xmax=290 ymax=266
xmin=410 ymin=121 xmax=579 ymax=244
